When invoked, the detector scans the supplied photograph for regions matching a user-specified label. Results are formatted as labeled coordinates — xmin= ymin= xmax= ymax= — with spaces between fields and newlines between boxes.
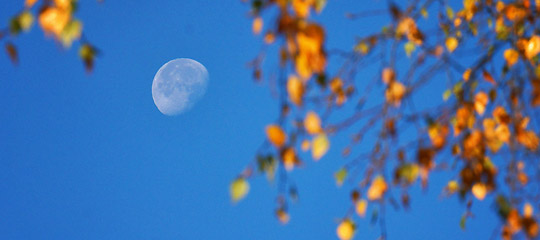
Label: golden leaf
xmin=39 ymin=7 xmax=70 ymax=37
xmin=312 ymin=133 xmax=329 ymax=161
xmin=19 ymin=11 xmax=34 ymax=32
xmin=266 ymin=125 xmax=287 ymax=148
xmin=446 ymin=180 xmax=459 ymax=194
xmin=445 ymin=37 xmax=458 ymax=53
xmin=355 ymin=199 xmax=368 ymax=218
xmin=264 ymin=32 xmax=275 ymax=44
xmin=385 ymin=81 xmax=406 ymax=106
xmin=336 ymin=219 xmax=355 ymax=240
xmin=504 ymin=49 xmax=519 ymax=67
xmin=526 ymin=35 xmax=540 ymax=59
xmin=304 ymin=111 xmax=322 ymax=135
xmin=287 ymin=75 xmax=304 ymax=106
xmin=54 ymin=0 xmax=72 ymax=10
xmin=230 ymin=177 xmax=249 ymax=203
xmin=472 ymin=182 xmax=487 ymax=200
xmin=252 ymin=17 xmax=263 ymax=35
xmin=292 ymin=0 xmax=313 ymax=18
xmin=474 ymin=91 xmax=489 ymax=115
xmin=367 ymin=175 xmax=387 ymax=201
xmin=282 ymin=147 xmax=297 ymax=171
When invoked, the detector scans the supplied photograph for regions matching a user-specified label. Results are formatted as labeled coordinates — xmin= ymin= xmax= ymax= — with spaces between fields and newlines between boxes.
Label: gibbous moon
xmin=152 ymin=58 xmax=209 ymax=116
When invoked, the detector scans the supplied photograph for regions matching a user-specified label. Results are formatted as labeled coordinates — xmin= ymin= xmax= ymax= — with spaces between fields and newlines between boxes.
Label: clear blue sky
xmin=0 ymin=1 xmax=499 ymax=239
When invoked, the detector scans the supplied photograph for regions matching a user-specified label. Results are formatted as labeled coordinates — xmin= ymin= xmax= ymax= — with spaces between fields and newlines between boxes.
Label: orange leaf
xmin=367 ymin=175 xmax=387 ymax=201
xmin=355 ymin=199 xmax=368 ymax=217
xmin=282 ymin=147 xmax=297 ymax=171
xmin=483 ymin=70 xmax=496 ymax=85
xmin=252 ymin=17 xmax=263 ymax=35
xmin=474 ymin=91 xmax=489 ymax=115
xmin=304 ymin=111 xmax=322 ymax=135
xmin=266 ymin=125 xmax=287 ymax=148
xmin=385 ymin=81 xmax=406 ymax=106
xmin=504 ymin=49 xmax=519 ymax=67
xmin=382 ymin=68 xmax=395 ymax=84
xmin=463 ymin=68 xmax=472 ymax=82
xmin=292 ymin=0 xmax=313 ymax=18
xmin=526 ymin=35 xmax=540 ymax=59
xmin=25 ymin=0 xmax=38 ymax=8
xmin=39 ymin=7 xmax=70 ymax=36
xmin=276 ymin=209 xmax=290 ymax=224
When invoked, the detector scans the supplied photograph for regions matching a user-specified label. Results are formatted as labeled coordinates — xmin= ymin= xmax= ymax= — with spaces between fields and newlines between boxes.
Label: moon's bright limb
xmin=152 ymin=58 xmax=209 ymax=116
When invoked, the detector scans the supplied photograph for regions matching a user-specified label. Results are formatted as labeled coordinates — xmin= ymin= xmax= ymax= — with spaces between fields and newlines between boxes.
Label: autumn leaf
xmin=5 ymin=42 xmax=18 ymax=65
xmin=252 ymin=17 xmax=263 ymax=35
xmin=301 ymin=139 xmax=310 ymax=151
xmin=474 ymin=91 xmax=489 ymax=115
xmin=334 ymin=168 xmax=347 ymax=186
xmin=287 ymin=75 xmax=304 ymax=106
xmin=382 ymin=67 xmax=395 ymax=84
xmin=385 ymin=81 xmax=406 ymax=106
xmin=336 ymin=219 xmax=355 ymax=240
xmin=472 ymin=182 xmax=487 ymax=200
xmin=292 ymin=0 xmax=313 ymax=18
xmin=18 ymin=11 xmax=34 ymax=32
xmin=525 ymin=35 xmax=540 ymax=59
xmin=282 ymin=147 xmax=298 ymax=171
xmin=312 ymin=133 xmax=329 ymax=160
xmin=79 ymin=44 xmax=97 ymax=73
xmin=60 ymin=20 xmax=82 ymax=48
xmin=446 ymin=180 xmax=459 ymax=194
xmin=463 ymin=69 xmax=472 ymax=82
xmin=39 ymin=7 xmax=71 ymax=37
xmin=504 ymin=49 xmax=519 ymax=67
xmin=356 ymin=199 xmax=368 ymax=217
xmin=230 ymin=177 xmax=250 ymax=203
xmin=264 ymin=32 xmax=275 ymax=44
xmin=517 ymin=130 xmax=539 ymax=151
xmin=367 ymin=175 xmax=387 ymax=201
xmin=304 ymin=111 xmax=322 ymax=135
xmin=276 ymin=208 xmax=290 ymax=224
xmin=445 ymin=37 xmax=458 ymax=53
xmin=266 ymin=125 xmax=287 ymax=148
xmin=483 ymin=70 xmax=496 ymax=85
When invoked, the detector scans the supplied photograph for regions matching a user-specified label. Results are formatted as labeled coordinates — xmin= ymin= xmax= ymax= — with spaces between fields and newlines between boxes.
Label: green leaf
xmin=60 ymin=20 xmax=83 ymax=48
xmin=443 ymin=89 xmax=452 ymax=101
xmin=446 ymin=6 xmax=454 ymax=19
xmin=398 ymin=163 xmax=419 ymax=184
xmin=230 ymin=177 xmax=250 ymax=203
xmin=459 ymin=213 xmax=467 ymax=230
xmin=19 ymin=11 xmax=34 ymax=32
xmin=314 ymin=0 xmax=327 ymax=13
xmin=334 ymin=168 xmax=347 ymax=187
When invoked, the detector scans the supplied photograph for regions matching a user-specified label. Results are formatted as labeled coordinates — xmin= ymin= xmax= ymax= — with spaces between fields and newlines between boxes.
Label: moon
xmin=152 ymin=58 xmax=209 ymax=116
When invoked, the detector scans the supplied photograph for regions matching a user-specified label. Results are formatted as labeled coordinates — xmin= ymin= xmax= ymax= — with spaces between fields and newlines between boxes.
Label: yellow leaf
xmin=304 ymin=111 xmax=322 ymax=135
xmin=39 ymin=7 xmax=71 ymax=37
xmin=230 ymin=177 xmax=249 ymax=203
xmin=336 ymin=219 xmax=355 ymax=240
xmin=446 ymin=180 xmax=459 ymax=194
xmin=474 ymin=91 xmax=489 ymax=115
xmin=385 ymin=81 xmax=406 ymax=106
xmin=60 ymin=19 xmax=82 ymax=48
xmin=446 ymin=37 xmax=458 ymax=53
xmin=311 ymin=133 xmax=329 ymax=161
xmin=524 ymin=203 xmax=534 ymax=218
xmin=54 ymin=0 xmax=72 ymax=10
xmin=526 ymin=35 xmax=540 ymax=59
xmin=504 ymin=49 xmax=519 ymax=67
xmin=252 ymin=17 xmax=263 ymax=35
xmin=25 ymin=0 xmax=39 ymax=8
xmin=472 ymin=182 xmax=487 ymax=200
xmin=19 ymin=11 xmax=34 ymax=32
xmin=266 ymin=125 xmax=287 ymax=148
xmin=287 ymin=75 xmax=304 ymax=106
xmin=367 ymin=175 xmax=387 ymax=201
xmin=355 ymin=199 xmax=368 ymax=217
xmin=292 ymin=0 xmax=313 ymax=18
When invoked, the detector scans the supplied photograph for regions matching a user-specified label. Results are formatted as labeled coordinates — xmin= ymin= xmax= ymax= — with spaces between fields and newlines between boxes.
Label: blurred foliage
xmin=235 ymin=0 xmax=540 ymax=239
xmin=2 ymin=0 xmax=98 ymax=72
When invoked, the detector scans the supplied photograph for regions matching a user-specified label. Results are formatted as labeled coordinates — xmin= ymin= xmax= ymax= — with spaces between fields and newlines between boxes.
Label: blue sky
xmin=0 ymin=1 xmax=500 ymax=239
